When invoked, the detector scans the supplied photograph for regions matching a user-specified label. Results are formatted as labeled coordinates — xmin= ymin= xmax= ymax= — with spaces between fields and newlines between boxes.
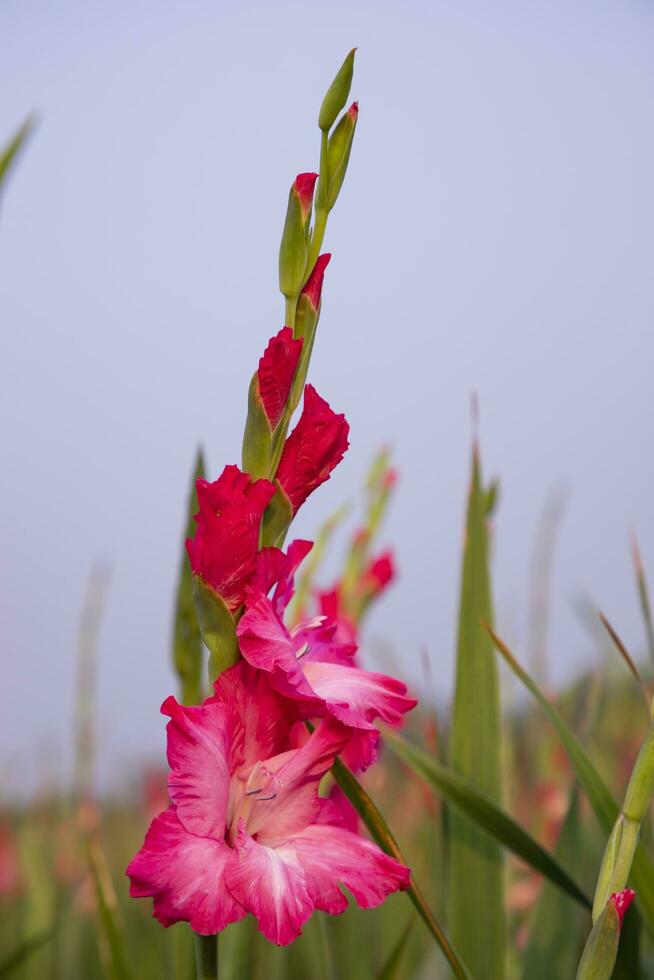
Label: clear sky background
xmin=2 ymin=0 xmax=653 ymax=795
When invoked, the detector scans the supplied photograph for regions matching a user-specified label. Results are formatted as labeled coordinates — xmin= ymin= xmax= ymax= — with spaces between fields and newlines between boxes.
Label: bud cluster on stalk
xmin=194 ymin=50 xmax=360 ymax=675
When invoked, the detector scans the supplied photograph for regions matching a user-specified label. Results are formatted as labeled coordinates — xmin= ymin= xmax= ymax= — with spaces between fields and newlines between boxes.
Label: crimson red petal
xmin=301 ymin=253 xmax=331 ymax=312
xmin=276 ymin=385 xmax=349 ymax=514
xmin=257 ymin=327 xmax=303 ymax=429
xmin=186 ymin=464 xmax=275 ymax=610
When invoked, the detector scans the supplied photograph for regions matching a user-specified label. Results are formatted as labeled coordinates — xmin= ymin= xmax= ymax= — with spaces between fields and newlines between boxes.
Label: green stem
xmin=194 ymin=933 xmax=218 ymax=980
xmin=284 ymin=295 xmax=297 ymax=332
xmin=304 ymin=207 xmax=328 ymax=285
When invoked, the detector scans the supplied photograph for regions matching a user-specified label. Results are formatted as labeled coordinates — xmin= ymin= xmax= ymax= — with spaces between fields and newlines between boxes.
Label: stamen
xmin=255 ymin=792 xmax=277 ymax=802
xmin=245 ymin=787 xmax=263 ymax=796
xmin=296 ymin=642 xmax=310 ymax=660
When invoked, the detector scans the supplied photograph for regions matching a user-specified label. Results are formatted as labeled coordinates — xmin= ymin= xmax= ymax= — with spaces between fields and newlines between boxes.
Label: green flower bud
xmin=318 ymin=49 xmax=356 ymax=132
xmin=278 ymin=173 xmax=318 ymax=299
xmin=325 ymin=102 xmax=358 ymax=212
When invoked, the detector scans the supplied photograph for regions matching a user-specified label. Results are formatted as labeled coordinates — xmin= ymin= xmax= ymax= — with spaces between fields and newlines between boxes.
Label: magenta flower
xmin=257 ymin=327 xmax=303 ymax=430
xmin=237 ymin=543 xmax=417 ymax=769
xmin=293 ymin=172 xmax=319 ymax=221
xmin=186 ymin=465 xmax=275 ymax=611
xmin=276 ymin=385 xmax=349 ymax=514
xmin=126 ymin=662 xmax=410 ymax=945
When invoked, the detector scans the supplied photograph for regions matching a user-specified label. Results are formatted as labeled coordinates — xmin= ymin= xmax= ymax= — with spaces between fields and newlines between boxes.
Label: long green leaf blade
xmin=385 ymin=730 xmax=590 ymax=909
xmin=330 ymin=755 xmax=473 ymax=980
xmin=172 ymin=449 xmax=205 ymax=705
xmin=0 ymin=930 xmax=55 ymax=979
xmin=522 ymin=786 xmax=588 ymax=979
xmin=0 ymin=116 xmax=34 ymax=193
xmin=375 ymin=921 xmax=413 ymax=980
xmin=449 ymin=446 xmax=505 ymax=977
xmin=487 ymin=625 xmax=654 ymax=934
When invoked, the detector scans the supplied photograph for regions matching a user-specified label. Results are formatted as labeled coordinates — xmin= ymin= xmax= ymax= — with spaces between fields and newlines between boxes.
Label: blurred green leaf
xmin=632 ymin=535 xmax=654 ymax=668
xmin=522 ymin=786 xmax=588 ymax=979
xmin=330 ymin=754 xmax=473 ymax=980
xmin=0 ymin=929 xmax=55 ymax=979
xmin=375 ymin=920 xmax=413 ymax=980
xmin=172 ymin=450 xmax=205 ymax=705
xmin=487 ymin=626 xmax=654 ymax=935
xmin=87 ymin=835 xmax=132 ymax=980
xmin=385 ymin=730 xmax=591 ymax=909
xmin=0 ymin=116 xmax=34 ymax=194
xmin=449 ymin=446 xmax=505 ymax=977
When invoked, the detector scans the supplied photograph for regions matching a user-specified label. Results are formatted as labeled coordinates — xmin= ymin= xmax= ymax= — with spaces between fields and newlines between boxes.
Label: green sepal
xmin=325 ymin=107 xmax=357 ymax=211
xmin=318 ymin=49 xmax=356 ymax=132
xmin=172 ymin=449 xmax=205 ymax=705
xmin=261 ymin=482 xmax=294 ymax=548
xmin=279 ymin=185 xmax=309 ymax=299
xmin=192 ymin=575 xmax=239 ymax=684
xmin=242 ymin=372 xmax=273 ymax=479
xmin=576 ymin=901 xmax=621 ymax=980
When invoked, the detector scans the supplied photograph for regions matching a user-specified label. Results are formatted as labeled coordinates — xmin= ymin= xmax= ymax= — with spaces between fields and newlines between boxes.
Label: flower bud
xmin=278 ymin=173 xmax=318 ymax=299
xmin=576 ymin=890 xmax=636 ymax=980
xmin=288 ymin=254 xmax=331 ymax=417
xmin=318 ymin=49 xmax=356 ymax=132
xmin=242 ymin=328 xmax=303 ymax=478
xmin=325 ymin=102 xmax=358 ymax=212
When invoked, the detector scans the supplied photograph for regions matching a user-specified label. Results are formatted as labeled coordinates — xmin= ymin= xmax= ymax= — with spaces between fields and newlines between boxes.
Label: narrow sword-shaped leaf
xmin=172 ymin=450 xmax=205 ymax=705
xmin=486 ymin=625 xmax=654 ymax=934
xmin=449 ymin=445 xmax=505 ymax=977
xmin=0 ymin=930 xmax=55 ymax=979
xmin=330 ymin=755 xmax=473 ymax=980
xmin=375 ymin=921 xmax=413 ymax=980
xmin=0 ymin=116 xmax=35 ymax=193
xmin=86 ymin=835 xmax=132 ymax=980
xmin=385 ymin=730 xmax=591 ymax=909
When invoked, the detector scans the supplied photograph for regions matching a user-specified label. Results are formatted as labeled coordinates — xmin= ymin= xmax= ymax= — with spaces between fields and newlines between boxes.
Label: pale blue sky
xmin=2 ymin=0 xmax=653 ymax=793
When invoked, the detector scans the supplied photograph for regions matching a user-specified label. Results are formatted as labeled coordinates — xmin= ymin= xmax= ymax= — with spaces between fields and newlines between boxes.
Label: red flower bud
xmin=365 ymin=551 xmax=395 ymax=593
xmin=257 ymin=327 xmax=303 ymax=430
xmin=186 ymin=465 xmax=275 ymax=611
xmin=294 ymin=172 xmax=318 ymax=221
xmin=610 ymin=889 xmax=636 ymax=928
xmin=301 ymin=253 xmax=331 ymax=313
xmin=276 ymin=385 xmax=349 ymax=514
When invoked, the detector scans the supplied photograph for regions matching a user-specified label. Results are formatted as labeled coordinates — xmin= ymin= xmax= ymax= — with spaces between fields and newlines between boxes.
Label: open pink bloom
xmin=127 ymin=662 xmax=409 ymax=945
xmin=186 ymin=465 xmax=275 ymax=611
xmin=237 ymin=544 xmax=417 ymax=769
xmin=258 ymin=327 xmax=303 ymax=430
xmin=276 ymin=385 xmax=349 ymax=514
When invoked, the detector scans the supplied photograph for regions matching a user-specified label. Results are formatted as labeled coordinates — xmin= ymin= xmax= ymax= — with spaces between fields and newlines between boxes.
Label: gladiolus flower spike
xmin=129 ymin=48 xmax=419 ymax=957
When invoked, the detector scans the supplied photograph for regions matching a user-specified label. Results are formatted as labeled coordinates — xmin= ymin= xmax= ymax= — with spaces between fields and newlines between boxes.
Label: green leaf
xmin=385 ymin=730 xmax=591 ymax=910
xmin=172 ymin=450 xmax=205 ymax=705
xmin=522 ymin=786 xmax=589 ymax=979
xmin=330 ymin=754 xmax=473 ymax=980
xmin=487 ymin=625 xmax=654 ymax=935
xmin=0 ymin=115 xmax=35 ymax=193
xmin=86 ymin=836 xmax=132 ymax=980
xmin=192 ymin=576 xmax=238 ymax=684
xmin=261 ymin=482 xmax=293 ymax=548
xmin=242 ymin=374 xmax=273 ymax=480
xmin=0 ymin=930 xmax=55 ymax=979
xmin=375 ymin=921 xmax=413 ymax=980
xmin=449 ymin=446 xmax=505 ymax=978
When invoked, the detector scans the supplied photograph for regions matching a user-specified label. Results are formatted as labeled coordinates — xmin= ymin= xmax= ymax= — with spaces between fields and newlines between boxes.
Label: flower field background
xmin=2 ymin=37 xmax=654 ymax=980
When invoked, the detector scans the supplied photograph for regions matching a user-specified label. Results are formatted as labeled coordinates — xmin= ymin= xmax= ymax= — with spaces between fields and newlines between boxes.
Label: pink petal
xmin=212 ymin=661 xmax=297 ymax=774
xmin=301 ymin=661 xmax=417 ymax=729
xmin=126 ymin=807 xmax=244 ymax=934
xmin=161 ymin=696 xmax=231 ymax=840
xmin=226 ymin=828 xmax=313 ymax=945
xmin=292 ymin=822 xmax=410 ymax=912
xmin=245 ymin=719 xmax=350 ymax=843
xmin=236 ymin=595 xmax=316 ymax=700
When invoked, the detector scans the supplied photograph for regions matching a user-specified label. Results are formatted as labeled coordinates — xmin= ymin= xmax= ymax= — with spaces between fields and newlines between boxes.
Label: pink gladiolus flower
xmin=301 ymin=253 xmax=331 ymax=312
xmin=257 ymin=327 xmax=303 ymax=430
xmin=126 ymin=662 xmax=410 ymax=945
xmin=610 ymin=889 xmax=636 ymax=927
xmin=276 ymin=385 xmax=349 ymax=514
xmin=237 ymin=543 xmax=417 ymax=769
xmin=186 ymin=465 xmax=275 ymax=611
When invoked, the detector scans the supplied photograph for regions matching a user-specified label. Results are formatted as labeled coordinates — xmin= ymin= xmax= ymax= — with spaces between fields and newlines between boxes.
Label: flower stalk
xmin=194 ymin=933 xmax=218 ymax=980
